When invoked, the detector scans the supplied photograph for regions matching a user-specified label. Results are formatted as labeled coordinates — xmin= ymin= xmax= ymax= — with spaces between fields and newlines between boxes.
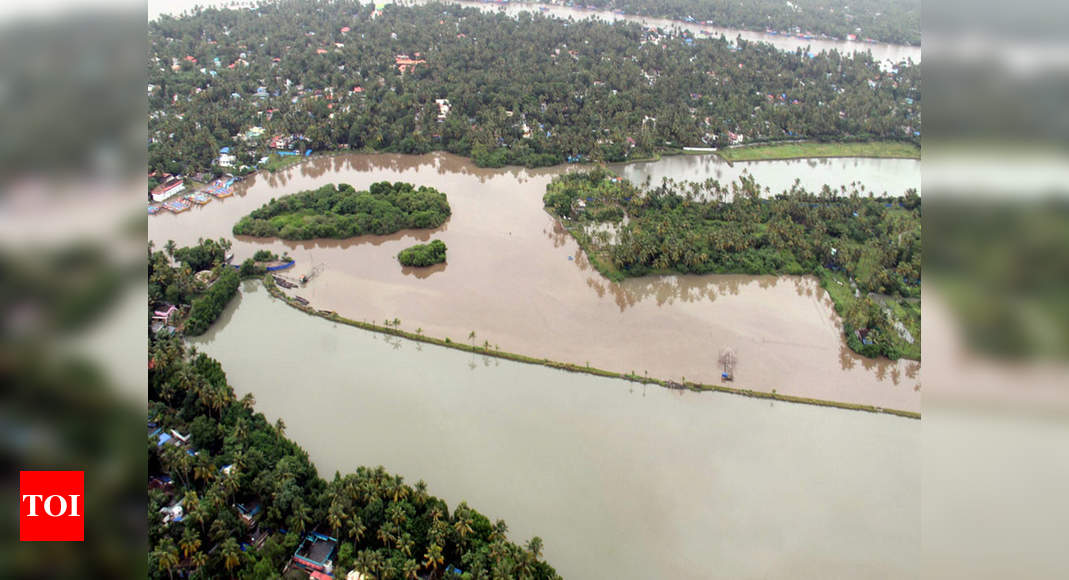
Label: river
xmin=447 ymin=1 xmax=920 ymax=65
xmin=150 ymin=152 xmax=921 ymax=413
xmin=189 ymin=282 xmax=919 ymax=579
xmin=148 ymin=0 xmax=920 ymax=65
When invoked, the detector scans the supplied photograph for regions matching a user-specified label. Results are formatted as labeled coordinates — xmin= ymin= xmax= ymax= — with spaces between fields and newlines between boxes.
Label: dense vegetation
xmin=150 ymin=238 xmax=263 ymax=336
xmin=173 ymin=237 xmax=229 ymax=272
xmin=398 ymin=239 xmax=448 ymax=267
xmin=148 ymin=335 xmax=559 ymax=579
xmin=149 ymin=1 xmax=919 ymax=176
xmin=545 ymin=169 xmax=920 ymax=359
xmin=518 ymin=0 xmax=921 ymax=46
xmin=150 ymin=239 xmax=230 ymax=307
xmin=926 ymin=199 xmax=1069 ymax=360
xmin=233 ymin=181 xmax=451 ymax=240
xmin=184 ymin=267 xmax=240 ymax=335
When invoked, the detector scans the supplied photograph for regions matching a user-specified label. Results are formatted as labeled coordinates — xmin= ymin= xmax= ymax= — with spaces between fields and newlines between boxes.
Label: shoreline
xmin=555 ymin=215 xmax=922 ymax=363
xmin=262 ymin=274 xmax=920 ymax=420
xmin=214 ymin=140 xmax=919 ymax=186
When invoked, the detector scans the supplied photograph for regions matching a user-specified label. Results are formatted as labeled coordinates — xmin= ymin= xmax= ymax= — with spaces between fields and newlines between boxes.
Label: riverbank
xmin=716 ymin=141 xmax=921 ymax=163
xmin=262 ymin=274 xmax=919 ymax=419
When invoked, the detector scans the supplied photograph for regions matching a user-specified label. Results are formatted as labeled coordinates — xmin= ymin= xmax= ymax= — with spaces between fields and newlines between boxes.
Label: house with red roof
xmin=150 ymin=178 xmax=185 ymax=202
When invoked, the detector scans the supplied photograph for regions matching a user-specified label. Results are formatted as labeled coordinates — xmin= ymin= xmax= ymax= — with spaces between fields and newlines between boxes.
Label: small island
xmin=398 ymin=239 xmax=447 ymax=267
xmin=233 ymin=181 xmax=450 ymax=240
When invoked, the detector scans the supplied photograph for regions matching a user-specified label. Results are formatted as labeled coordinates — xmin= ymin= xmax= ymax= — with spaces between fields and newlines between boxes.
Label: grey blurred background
xmin=0 ymin=1 xmax=147 ymax=577
xmin=0 ymin=0 xmax=1066 ymax=577
xmin=925 ymin=0 xmax=1069 ymax=578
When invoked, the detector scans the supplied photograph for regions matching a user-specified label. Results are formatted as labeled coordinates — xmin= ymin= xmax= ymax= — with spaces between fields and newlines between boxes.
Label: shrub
xmin=398 ymin=240 xmax=447 ymax=267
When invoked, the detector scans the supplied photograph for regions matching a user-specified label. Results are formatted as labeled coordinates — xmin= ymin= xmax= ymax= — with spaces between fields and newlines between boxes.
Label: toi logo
xmin=19 ymin=471 xmax=84 ymax=542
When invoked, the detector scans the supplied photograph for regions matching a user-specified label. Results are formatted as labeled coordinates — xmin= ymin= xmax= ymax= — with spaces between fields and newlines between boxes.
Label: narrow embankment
xmin=262 ymin=275 xmax=920 ymax=420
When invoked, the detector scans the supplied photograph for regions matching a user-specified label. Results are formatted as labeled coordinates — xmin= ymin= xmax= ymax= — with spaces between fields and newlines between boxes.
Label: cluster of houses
xmin=150 ymin=419 xmax=342 ymax=577
xmin=394 ymin=53 xmax=425 ymax=74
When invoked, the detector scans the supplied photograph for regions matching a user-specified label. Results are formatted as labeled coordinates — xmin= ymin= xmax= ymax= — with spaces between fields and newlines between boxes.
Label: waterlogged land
xmin=544 ymin=170 xmax=921 ymax=361
xmin=717 ymin=141 xmax=921 ymax=163
xmin=150 ymin=152 xmax=921 ymax=412
xmin=614 ymin=154 xmax=920 ymax=197
xmin=189 ymin=283 xmax=920 ymax=579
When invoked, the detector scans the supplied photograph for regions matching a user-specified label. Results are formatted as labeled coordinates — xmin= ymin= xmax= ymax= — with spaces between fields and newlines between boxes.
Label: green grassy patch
xmin=260 ymin=152 xmax=306 ymax=173
xmin=717 ymin=141 xmax=921 ymax=162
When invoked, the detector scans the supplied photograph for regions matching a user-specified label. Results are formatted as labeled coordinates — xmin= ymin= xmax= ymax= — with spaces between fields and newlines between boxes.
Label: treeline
xmin=524 ymin=0 xmax=920 ymax=46
xmin=149 ymin=1 xmax=919 ymax=175
xmin=148 ymin=336 xmax=559 ymax=579
xmin=398 ymin=239 xmax=448 ymax=267
xmin=545 ymin=170 xmax=920 ymax=359
xmin=173 ymin=238 xmax=229 ymax=272
xmin=233 ymin=182 xmax=451 ymax=240
xmin=150 ymin=238 xmax=233 ymax=309
xmin=184 ymin=267 xmax=240 ymax=335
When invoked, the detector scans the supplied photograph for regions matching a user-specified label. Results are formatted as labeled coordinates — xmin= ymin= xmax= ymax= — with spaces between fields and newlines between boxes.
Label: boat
xmin=163 ymin=199 xmax=191 ymax=213
xmin=273 ymin=275 xmax=297 ymax=289
xmin=187 ymin=192 xmax=212 ymax=205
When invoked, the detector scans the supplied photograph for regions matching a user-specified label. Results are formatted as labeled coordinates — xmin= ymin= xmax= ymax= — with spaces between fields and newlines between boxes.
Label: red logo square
xmin=19 ymin=471 xmax=84 ymax=542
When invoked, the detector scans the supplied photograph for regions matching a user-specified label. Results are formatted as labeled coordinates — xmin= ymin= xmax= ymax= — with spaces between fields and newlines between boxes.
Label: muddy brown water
xmin=189 ymin=282 xmax=919 ymax=579
xmin=151 ymin=152 xmax=920 ymax=413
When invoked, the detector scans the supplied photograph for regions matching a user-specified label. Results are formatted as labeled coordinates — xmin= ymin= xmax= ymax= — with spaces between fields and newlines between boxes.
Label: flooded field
xmin=190 ymin=283 xmax=920 ymax=579
xmin=615 ymin=155 xmax=921 ymax=196
xmin=151 ymin=152 xmax=920 ymax=412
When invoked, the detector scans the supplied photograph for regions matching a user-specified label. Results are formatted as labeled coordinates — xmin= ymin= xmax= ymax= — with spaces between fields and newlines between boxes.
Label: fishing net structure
xmin=718 ymin=347 xmax=736 ymax=379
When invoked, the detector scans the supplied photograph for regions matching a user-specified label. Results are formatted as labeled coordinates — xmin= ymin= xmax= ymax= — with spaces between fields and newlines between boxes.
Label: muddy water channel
xmin=151 ymin=1 xmax=921 ymax=67
xmin=190 ymin=283 xmax=919 ymax=579
xmin=150 ymin=152 xmax=920 ymax=413
xmin=448 ymin=0 xmax=921 ymax=66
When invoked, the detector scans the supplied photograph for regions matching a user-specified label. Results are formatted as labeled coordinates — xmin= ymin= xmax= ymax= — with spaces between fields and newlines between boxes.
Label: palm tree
xmin=347 ymin=514 xmax=366 ymax=544
xmin=453 ymin=502 xmax=474 ymax=545
xmin=423 ymin=542 xmax=444 ymax=575
xmin=327 ymin=502 xmax=345 ymax=537
xmin=180 ymin=527 xmax=202 ymax=559
xmin=220 ymin=537 xmax=242 ymax=575
xmin=193 ymin=454 xmax=215 ymax=484
xmin=402 ymin=558 xmax=420 ymax=579
xmin=154 ymin=537 xmax=180 ymax=580
xmin=275 ymin=418 xmax=287 ymax=438
xmin=189 ymin=550 xmax=208 ymax=571
xmin=526 ymin=536 xmax=543 ymax=561
xmin=290 ymin=501 xmax=313 ymax=535
xmin=239 ymin=392 xmax=256 ymax=410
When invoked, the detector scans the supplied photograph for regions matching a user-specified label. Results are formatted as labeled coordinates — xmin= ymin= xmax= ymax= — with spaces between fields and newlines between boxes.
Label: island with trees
xmin=149 ymin=1 xmax=919 ymax=177
xmin=544 ymin=169 xmax=920 ymax=360
xmin=398 ymin=240 xmax=448 ymax=268
xmin=233 ymin=181 xmax=451 ymax=240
